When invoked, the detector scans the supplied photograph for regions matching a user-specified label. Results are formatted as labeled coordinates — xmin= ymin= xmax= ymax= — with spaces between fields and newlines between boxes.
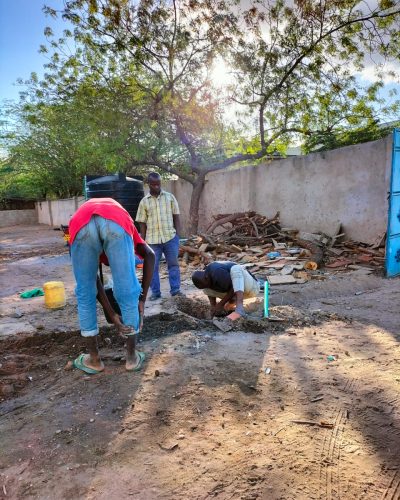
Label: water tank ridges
xmin=85 ymin=173 xmax=144 ymax=221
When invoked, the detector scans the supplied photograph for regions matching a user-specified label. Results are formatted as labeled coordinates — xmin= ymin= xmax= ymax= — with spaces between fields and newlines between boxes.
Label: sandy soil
xmin=1 ymin=225 xmax=400 ymax=500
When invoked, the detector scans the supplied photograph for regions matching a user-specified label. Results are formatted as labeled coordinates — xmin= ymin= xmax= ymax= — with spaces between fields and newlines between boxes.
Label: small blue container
xmin=267 ymin=251 xmax=281 ymax=260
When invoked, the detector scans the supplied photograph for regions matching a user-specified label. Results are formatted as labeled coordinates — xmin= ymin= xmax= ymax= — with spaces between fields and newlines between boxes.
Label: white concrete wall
xmin=251 ymin=137 xmax=392 ymax=242
xmin=37 ymin=197 xmax=85 ymax=227
xmin=0 ymin=209 xmax=38 ymax=228
xmin=165 ymin=135 xmax=392 ymax=244
xmin=33 ymin=135 xmax=393 ymax=244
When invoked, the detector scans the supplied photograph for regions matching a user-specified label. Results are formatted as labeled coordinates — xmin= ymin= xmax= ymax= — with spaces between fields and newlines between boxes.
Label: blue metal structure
xmin=385 ymin=129 xmax=400 ymax=277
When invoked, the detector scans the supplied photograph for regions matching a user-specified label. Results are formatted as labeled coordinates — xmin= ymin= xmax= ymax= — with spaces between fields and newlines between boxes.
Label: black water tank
xmin=85 ymin=172 xmax=144 ymax=221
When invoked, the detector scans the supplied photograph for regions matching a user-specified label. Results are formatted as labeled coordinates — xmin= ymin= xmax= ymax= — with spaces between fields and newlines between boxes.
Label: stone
xmin=212 ymin=318 xmax=233 ymax=332
xmin=267 ymin=275 xmax=297 ymax=285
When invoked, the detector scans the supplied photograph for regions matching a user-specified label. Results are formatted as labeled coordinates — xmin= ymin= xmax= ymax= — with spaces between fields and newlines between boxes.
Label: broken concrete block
xmin=272 ymin=239 xmax=287 ymax=250
xmin=328 ymin=248 xmax=344 ymax=256
xmin=267 ymin=275 xmax=297 ymax=285
xmin=212 ymin=318 xmax=233 ymax=332
xmin=349 ymin=268 xmax=373 ymax=276
xmin=294 ymin=271 xmax=310 ymax=281
xmin=297 ymin=232 xmax=322 ymax=244
xmin=281 ymin=265 xmax=295 ymax=275
xmin=320 ymin=237 xmax=329 ymax=245
xmin=348 ymin=265 xmax=374 ymax=271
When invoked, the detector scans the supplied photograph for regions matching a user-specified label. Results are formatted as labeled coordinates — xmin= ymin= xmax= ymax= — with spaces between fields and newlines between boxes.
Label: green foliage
xmin=0 ymin=160 xmax=45 ymax=201
xmin=303 ymin=121 xmax=400 ymax=153
xmin=1 ymin=84 xmax=159 ymax=199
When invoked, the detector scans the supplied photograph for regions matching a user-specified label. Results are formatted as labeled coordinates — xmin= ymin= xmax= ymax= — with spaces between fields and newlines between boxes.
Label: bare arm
xmin=96 ymin=276 xmax=117 ymax=320
xmin=173 ymin=214 xmax=181 ymax=237
xmin=207 ymin=295 xmax=217 ymax=317
xmin=96 ymin=276 xmax=131 ymax=335
xmin=216 ymin=288 xmax=235 ymax=310
xmin=135 ymin=242 xmax=155 ymax=301
xmin=139 ymin=222 xmax=147 ymax=240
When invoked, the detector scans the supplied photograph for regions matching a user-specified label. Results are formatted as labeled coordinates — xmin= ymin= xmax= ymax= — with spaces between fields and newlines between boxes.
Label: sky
xmin=0 ymin=0 xmax=66 ymax=103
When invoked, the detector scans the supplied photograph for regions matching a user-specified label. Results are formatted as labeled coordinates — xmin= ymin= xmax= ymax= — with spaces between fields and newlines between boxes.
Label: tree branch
xmin=126 ymin=158 xmax=195 ymax=184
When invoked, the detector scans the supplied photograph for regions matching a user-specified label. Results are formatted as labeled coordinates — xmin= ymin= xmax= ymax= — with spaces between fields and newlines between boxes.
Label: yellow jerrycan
xmin=43 ymin=281 xmax=66 ymax=309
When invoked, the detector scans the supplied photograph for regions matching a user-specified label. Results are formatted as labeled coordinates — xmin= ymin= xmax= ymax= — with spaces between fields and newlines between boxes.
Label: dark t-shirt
xmin=204 ymin=261 xmax=236 ymax=293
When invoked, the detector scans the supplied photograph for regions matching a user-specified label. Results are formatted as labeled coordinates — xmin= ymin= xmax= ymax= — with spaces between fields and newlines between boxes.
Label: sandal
xmin=73 ymin=354 xmax=104 ymax=375
xmin=126 ymin=351 xmax=146 ymax=372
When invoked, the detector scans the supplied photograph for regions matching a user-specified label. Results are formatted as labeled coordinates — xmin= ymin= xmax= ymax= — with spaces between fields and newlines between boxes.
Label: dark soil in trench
xmin=0 ymin=313 xmax=204 ymax=401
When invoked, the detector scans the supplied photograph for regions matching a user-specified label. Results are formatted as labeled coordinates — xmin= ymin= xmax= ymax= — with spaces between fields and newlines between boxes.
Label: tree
xmin=20 ymin=0 xmax=400 ymax=231
xmin=0 ymin=159 xmax=45 ymax=202
xmin=1 ymin=83 xmax=158 ymax=198
xmin=232 ymin=0 xmax=400 ymax=155
xmin=303 ymin=118 xmax=400 ymax=153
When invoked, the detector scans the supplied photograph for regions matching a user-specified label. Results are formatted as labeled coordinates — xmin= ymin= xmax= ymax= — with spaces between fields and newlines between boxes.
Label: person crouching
xmin=192 ymin=261 xmax=260 ymax=318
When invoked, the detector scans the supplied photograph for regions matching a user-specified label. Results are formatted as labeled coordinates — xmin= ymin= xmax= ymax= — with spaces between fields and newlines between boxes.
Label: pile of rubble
xmin=179 ymin=212 xmax=385 ymax=284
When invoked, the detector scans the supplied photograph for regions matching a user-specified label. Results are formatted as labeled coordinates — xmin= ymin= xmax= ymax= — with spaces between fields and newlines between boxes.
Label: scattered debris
xmin=158 ymin=442 xmax=179 ymax=452
xmin=212 ymin=318 xmax=233 ymax=333
xmin=291 ymin=420 xmax=334 ymax=429
xmin=264 ymin=367 xmax=271 ymax=375
xmin=267 ymin=275 xmax=297 ymax=285
xmin=12 ymin=309 xmax=24 ymax=318
xmin=310 ymin=396 xmax=324 ymax=403
xmin=344 ymin=444 xmax=360 ymax=453
xmin=19 ymin=288 xmax=44 ymax=299
xmin=281 ymin=265 xmax=295 ymax=275
xmin=326 ymin=258 xmax=353 ymax=268
xmin=178 ymin=212 xmax=383 ymax=285
xmin=304 ymin=261 xmax=318 ymax=271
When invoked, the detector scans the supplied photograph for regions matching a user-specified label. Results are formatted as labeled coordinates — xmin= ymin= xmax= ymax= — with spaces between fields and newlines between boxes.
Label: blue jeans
xmin=150 ymin=234 xmax=180 ymax=296
xmin=71 ymin=215 xmax=141 ymax=337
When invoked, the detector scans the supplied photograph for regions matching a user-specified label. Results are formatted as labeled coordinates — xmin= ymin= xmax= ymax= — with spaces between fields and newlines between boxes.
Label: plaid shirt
xmin=136 ymin=190 xmax=180 ymax=244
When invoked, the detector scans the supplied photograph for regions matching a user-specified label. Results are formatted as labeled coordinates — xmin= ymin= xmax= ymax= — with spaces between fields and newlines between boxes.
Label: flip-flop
xmin=73 ymin=353 xmax=104 ymax=375
xmin=126 ymin=351 xmax=146 ymax=372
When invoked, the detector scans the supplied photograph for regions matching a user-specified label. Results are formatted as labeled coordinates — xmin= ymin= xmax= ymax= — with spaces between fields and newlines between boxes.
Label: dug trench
xmin=0 ymin=311 xmax=206 ymax=401
xmin=0 ymin=296 xmax=291 ymax=402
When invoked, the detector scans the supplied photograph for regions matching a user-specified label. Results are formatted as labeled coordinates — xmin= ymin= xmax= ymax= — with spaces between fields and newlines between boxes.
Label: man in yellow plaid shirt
xmin=136 ymin=172 xmax=183 ymax=300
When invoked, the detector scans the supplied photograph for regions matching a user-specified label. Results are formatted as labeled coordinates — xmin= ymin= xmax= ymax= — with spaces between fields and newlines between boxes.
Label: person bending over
xmin=192 ymin=261 xmax=260 ymax=318
xmin=69 ymin=197 xmax=155 ymax=374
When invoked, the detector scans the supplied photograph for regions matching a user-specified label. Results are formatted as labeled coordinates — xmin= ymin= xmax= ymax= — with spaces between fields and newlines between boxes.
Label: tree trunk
xmin=188 ymin=174 xmax=206 ymax=235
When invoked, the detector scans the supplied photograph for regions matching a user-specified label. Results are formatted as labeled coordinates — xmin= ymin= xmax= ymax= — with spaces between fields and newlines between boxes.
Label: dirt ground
xmin=1 ymin=224 xmax=400 ymax=500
